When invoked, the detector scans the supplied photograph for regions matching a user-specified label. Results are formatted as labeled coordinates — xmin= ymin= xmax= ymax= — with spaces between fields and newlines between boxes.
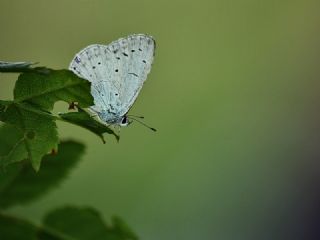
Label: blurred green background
xmin=1 ymin=0 xmax=320 ymax=239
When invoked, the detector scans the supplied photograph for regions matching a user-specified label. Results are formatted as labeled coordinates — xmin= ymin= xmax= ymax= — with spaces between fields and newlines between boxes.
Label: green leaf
xmin=0 ymin=140 xmax=85 ymax=209
xmin=0 ymin=123 xmax=28 ymax=169
xmin=59 ymin=109 xmax=120 ymax=143
xmin=0 ymin=213 xmax=38 ymax=240
xmin=14 ymin=69 xmax=93 ymax=111
xmin=0 ymin=61 xmax=34 ymax=73
xmin=39 ymin=206 xmax=138 ymax=240
xmin=0 ymin=102 xmax=58 ymax=170
xmin=0 ymin=213 xmax=62 ymax=240
xmin=110 ymin=216 xmax=139 ymax=240
xmin=0 ymin=207 xmax=138 ymax=240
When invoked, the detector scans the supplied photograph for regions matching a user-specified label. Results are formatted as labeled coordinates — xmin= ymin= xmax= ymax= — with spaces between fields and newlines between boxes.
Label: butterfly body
xmin=69 ymin=34 xmax=155 ymax=126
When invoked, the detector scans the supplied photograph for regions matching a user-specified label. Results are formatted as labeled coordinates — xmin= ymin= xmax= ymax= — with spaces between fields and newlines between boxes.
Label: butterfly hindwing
xmin=70 ymin=44 xmax=121 ymax=117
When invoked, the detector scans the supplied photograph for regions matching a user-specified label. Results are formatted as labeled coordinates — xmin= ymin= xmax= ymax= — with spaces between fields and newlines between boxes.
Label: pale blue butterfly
xmin=69 ymin=34 xmax=156 ymax=130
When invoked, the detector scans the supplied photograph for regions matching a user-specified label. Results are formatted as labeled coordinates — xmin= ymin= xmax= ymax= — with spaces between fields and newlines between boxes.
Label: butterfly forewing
xmin=120 ymin=35 xmax=155 ymax=114
xmin=69 ymin=34 xmax=155 ymax=124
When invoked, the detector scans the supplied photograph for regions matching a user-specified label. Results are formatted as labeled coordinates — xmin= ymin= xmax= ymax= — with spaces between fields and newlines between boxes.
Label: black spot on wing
xmin=128 ymin=72 xmax=138 ymax=77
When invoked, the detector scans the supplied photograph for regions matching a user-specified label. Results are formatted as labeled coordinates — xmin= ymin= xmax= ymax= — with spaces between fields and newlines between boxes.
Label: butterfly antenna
xmin=127 ymin=114 xmax=145 ymax=119
xmin=127 ymin=116 xmax=157 ymax=132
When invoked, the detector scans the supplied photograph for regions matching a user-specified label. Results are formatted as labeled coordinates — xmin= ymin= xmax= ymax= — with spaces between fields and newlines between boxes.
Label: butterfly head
xmin=119 ymin=116 xmax=131 ymax=127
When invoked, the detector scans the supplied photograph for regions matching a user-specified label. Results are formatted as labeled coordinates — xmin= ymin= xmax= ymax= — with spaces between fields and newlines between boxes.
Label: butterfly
xmin=69 ymin=34 xmax=156 ymax=130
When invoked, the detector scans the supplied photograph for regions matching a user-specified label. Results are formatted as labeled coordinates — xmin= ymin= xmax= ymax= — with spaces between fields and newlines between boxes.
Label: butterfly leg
xmin=68 ymin=102 xmax=78 ymax=110
xmin=113 ymin=125 xmax=121 ymax=136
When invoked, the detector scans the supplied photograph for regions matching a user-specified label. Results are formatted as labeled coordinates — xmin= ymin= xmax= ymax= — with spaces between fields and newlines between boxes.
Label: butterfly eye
xmin=122 ymin=117 xmax=127 ymax=124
